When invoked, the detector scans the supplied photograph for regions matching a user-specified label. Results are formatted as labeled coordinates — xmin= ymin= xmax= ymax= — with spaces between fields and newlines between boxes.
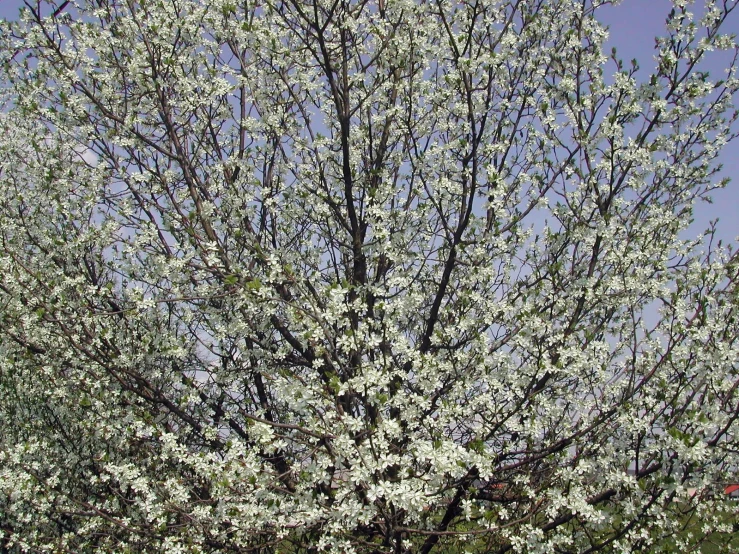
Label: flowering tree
xmin=1 ymin=0 xmax=739 ymax=551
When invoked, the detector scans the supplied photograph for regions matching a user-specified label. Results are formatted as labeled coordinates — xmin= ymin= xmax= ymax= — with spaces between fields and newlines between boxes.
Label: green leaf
xmin=329 ymin=375 xmax=341 ymax=394
xmin=468 ymin=439 xmax=485 ymax=453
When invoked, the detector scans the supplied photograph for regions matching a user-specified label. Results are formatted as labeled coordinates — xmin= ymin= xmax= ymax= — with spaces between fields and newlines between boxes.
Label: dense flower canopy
xmin=1 ymin=0 xmax=739 ymax=552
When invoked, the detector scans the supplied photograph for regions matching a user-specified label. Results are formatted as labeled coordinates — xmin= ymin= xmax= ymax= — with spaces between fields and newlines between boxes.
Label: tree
xmin=1 ymin=0 xmax=739 ymax=551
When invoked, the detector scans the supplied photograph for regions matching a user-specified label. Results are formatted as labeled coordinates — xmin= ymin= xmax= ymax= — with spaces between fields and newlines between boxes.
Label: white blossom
xmin=0 ymin=0 xmax=738 ymax=552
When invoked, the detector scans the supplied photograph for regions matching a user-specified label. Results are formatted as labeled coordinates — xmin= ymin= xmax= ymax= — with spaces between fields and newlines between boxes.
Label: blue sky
xmin=1 ymin=0 xmax=737 ymax=244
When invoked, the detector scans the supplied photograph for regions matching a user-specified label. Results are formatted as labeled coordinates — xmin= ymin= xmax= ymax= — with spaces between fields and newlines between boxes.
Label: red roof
xmin=724 ymin=484 xmax=739 ymax=495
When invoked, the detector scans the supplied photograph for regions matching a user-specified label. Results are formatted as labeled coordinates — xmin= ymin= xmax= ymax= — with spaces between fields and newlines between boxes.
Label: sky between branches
xmin=1 ymin=0 xmax=736 ymax=244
